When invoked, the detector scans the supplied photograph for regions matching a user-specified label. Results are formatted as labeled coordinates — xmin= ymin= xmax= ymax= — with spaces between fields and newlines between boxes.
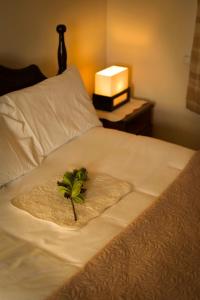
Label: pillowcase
xmin=0 ymin=66 xmax=101 ymax=187
xmin=0 ymin=114 xmax=42 ymax=187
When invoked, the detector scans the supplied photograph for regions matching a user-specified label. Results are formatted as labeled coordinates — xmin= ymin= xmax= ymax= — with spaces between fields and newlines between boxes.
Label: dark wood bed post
xmin=0 ymin=25 xmax=67 ymax=95
xmin=56 ymin=24 xmax=67 ymax=74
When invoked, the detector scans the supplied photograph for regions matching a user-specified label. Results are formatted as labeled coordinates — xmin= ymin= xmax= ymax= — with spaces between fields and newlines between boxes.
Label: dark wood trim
xmin=93 ymin=88 xmax=130 ymax=111
xmin=56 ymin=24 xmax=67 ymax=74
xmin=0 ymin=64 xmax=46 ymax=96
xmin=0 ymin=24 xmax=68 ymax=96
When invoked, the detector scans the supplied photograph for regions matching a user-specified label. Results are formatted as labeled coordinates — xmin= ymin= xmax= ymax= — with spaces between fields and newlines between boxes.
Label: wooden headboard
xmin=0 ymin=24 xmax=67 ymax=96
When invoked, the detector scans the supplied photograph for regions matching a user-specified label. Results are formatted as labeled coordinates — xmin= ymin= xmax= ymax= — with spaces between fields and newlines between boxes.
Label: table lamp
xmin=93 ymin=66 xmax=130 ymax=111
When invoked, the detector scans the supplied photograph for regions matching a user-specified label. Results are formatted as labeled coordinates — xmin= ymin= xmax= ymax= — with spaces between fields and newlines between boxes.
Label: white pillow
xmin=0 ymin=115 xmax=42 ymax=187
xmin=0 ymin=66 xmax=101 ymax=186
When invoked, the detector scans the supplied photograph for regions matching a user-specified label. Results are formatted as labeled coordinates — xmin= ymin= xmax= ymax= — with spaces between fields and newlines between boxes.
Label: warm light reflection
xmin=96 ymin=66 xmax=127 ymax=77
xmin=95 ymin=66 xmax=128 ymax=97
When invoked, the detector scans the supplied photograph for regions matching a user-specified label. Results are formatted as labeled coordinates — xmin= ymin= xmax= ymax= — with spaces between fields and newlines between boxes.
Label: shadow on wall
xmin=0 ymin=54 xmax=57 ymax=78
xmin=0 ymin=55 xmax=26 ymax=68
xmin=154 ymin=119 xmax=200 ymax=150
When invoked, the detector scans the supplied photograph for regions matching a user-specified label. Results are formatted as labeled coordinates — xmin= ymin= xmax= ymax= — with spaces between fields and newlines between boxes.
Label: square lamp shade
xmin=93 ymin=65 xmax=130 ymax=112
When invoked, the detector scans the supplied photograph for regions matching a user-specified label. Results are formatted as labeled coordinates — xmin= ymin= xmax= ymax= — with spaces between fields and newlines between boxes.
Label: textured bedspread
xmin=49 ymin=150 xmax=200 ymax=300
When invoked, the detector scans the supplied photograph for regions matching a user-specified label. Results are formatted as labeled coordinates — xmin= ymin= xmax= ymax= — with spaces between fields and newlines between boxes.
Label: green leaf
xmin=59 ymin=186 xmax=67 ymax=195
xmin=58 ymin=185 xmax=71 ymax=196
xmin=63 ymin=172 xmax=74 ymax=187
xmin=72 ymin=169 xmax=78 ymax=178
xmin=71 ymin=180 xmax=83 ymax=198
xmin=75 ymin=168 xmax=88 ymax=181
xmin=57 ymin=167 xmax=88 ymax=222
xmin=72 ymin=194 xmax=85 ymax=204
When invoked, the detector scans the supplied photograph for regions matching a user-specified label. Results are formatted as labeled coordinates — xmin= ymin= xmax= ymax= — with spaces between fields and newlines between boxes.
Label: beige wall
xmin=1 ymin=0 xmax=200 ymax=149
xmin=0 ymin=0 xmax=107 ymax=94
xmin=107 ymin=0 xmax=200 ymax=149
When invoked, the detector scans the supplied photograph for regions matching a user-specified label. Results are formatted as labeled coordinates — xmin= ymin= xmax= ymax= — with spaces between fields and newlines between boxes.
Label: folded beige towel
xmin=11 ymin=172 xmax=132 ymax=229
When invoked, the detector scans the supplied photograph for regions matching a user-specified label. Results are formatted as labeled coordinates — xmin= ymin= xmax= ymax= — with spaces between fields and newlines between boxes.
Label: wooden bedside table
xmin=96 ymin=99 xmax=154 ymax=137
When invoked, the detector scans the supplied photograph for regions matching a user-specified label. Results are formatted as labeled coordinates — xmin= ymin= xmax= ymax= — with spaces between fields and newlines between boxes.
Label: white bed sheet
xmin=0 ymin=127 xmax=194 ymax=300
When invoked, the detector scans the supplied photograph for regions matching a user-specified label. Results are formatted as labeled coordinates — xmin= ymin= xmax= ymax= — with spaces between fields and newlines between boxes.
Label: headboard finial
xmin=56 ymin=24 xmax=67 ymax=74
xmin=56 ymin=24 xmax=67 ymax=34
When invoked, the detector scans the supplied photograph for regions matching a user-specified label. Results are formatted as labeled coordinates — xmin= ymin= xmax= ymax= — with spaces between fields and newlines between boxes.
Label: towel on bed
xmin=11 ymin=172 xmax=132 ymax=229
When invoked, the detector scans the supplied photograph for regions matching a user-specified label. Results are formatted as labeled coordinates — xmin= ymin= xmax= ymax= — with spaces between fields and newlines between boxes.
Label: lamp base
xmin=93 ymin=88 xmax=130 ymax=112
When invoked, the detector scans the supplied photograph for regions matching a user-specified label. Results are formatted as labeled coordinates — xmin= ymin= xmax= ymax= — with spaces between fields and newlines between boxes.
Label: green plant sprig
xmin=57 ymin=168 xmax=88 ymax=221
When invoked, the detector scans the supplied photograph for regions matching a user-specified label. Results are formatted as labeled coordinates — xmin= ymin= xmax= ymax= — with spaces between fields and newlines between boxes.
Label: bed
xmin=0 ymin=25 xmax=200 ymax=300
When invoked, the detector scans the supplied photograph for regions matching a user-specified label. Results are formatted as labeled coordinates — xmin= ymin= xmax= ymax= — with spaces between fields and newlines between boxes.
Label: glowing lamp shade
xmin=95 ymin=66 xmax=128 ymax=97
xmin=93 ymin=65 xmax=130 ymax=112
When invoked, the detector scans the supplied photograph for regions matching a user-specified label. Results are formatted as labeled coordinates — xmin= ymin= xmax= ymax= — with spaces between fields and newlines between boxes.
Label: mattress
xmin=0 ymin=127 xmax=194 ymax=300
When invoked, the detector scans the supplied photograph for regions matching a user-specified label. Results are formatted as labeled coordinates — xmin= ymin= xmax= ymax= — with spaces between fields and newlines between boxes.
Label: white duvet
xmin=0 ymin=127 xmax=194 ymax=300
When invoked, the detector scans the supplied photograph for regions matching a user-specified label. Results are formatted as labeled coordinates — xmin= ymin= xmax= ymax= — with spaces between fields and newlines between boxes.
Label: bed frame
xmin=1 ymin=24 xmax=200 ymax=300
xmin=0 ymin=24 xmax=67 ymax=96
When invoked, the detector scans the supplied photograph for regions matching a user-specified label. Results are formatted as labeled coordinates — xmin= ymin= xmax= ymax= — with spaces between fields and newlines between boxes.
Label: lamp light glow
xmin=95 ymin=65 xmax=128 ymax=97
xmin=93 ymin=65 xmax=130 ymax=112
